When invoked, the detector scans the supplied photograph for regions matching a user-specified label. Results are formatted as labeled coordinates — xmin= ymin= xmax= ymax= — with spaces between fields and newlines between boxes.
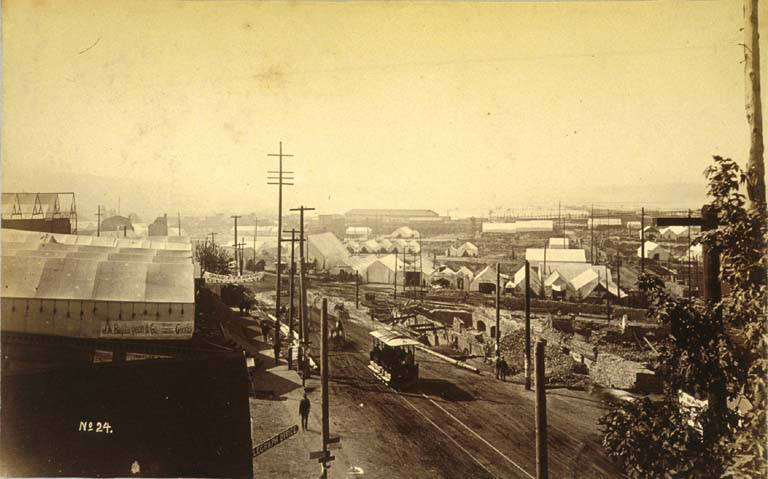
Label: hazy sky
xmin=2 ymin=0 xmax=766 ymax=217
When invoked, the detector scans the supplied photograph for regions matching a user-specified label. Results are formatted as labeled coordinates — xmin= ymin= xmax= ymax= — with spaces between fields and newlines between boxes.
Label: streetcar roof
xmin=369 ymin=329 xmax=421 ymax=348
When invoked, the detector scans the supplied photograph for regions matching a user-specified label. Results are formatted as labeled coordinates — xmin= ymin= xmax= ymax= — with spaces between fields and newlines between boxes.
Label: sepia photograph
xmin=1 ymin=0 xmax=766 ymax=477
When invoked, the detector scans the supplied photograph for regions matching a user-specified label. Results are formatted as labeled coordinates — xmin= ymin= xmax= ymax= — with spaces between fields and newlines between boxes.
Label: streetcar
xmin=368 ymin=329 xmax=420 ymax=385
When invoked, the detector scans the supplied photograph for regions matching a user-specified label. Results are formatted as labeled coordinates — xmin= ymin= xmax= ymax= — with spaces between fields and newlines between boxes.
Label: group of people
xmin=495 ymin=356 xmax=510 ymax=381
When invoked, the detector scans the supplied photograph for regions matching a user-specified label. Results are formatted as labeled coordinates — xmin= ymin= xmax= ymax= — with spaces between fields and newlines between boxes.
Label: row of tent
xmin=638 ymin=241 xmax=703 ymax=262
xmin=344 ymin=238 xmax=421 ymax=255
xmin=429 ymin=262 xmax=626 ymax=301
xmin=446 ymin=242 xmax=478 ymax=257
xmin=640 ymin=225 xmax=700 ymax=242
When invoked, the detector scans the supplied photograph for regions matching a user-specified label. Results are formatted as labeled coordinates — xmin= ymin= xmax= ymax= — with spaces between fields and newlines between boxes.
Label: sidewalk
xmin=249 ymin=340 xmax=354 ymax=479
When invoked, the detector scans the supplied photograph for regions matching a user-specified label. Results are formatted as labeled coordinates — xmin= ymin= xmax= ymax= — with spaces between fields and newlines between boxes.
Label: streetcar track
xmin=422 ymin=393 xmax=535 ymax=479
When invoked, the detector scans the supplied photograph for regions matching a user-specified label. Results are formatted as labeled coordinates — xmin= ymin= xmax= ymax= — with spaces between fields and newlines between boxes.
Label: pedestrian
xmin=299 ymin=393 xmax=311 ymax=431
xmin=261 ymin=323 xmax=270 ymax=343
xmin=273 ymin=337 xmax=280 ymax=366
xmin=495 ymin=356 xmax=501 ymax=379
xmin=499 ymin=357 xmax=508 ymax=381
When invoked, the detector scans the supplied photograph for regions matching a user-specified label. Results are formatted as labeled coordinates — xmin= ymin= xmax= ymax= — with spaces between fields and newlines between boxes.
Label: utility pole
xmin=590 ymin=205 xmax=594 ymax=263
xmin=321 ymin=298 xmax=330 ymax=479
xmin=744 ymin=0 xmax=767 ymax=283
xmin=290 ymin=205 xmax=314 ymax=384
xmin=745 ymin=0 xmax=766 ymax=216
xmin=268 ymin=142 xmax=294 ymax=364
xmin=253 ymin=217 xmax=258 ymax=265
xmin=283 ymin=228 xmax=297 ymax=370
xmin=687 ymin=210 xmax=692 ymax=299
xmin=393 ymin=251 xmax=398 ymax=301
xmin=541 ymin=240 xmax=548 ymax=298
xmin=656 ymin=207 xmax=724 ymax=438
xmin=178 ymin=212 xmax=182 ymax=236
xmin=495 ymin=263 xmax=501 ymax=377
xmin=640 ymin=207 xmax=645 ymax=274
xmin=231 ymin=215 xmax=242 ymax=278
xmin=96 ymin=205 xmax=101 ymax=237
xmin=616 ymin=255 xmax=621 ymax=306
xmin=355 ymin=272 xmax=360 ymax=309
xmin=524 ymin=260 xmax=532 ymax=390
xmin=535 ymin=339 xmax=548 ymax=479
xmin=238 ymin=241 xmax=247 ymax=275
xmin=210 ymin=232 xmax=217 ymax=247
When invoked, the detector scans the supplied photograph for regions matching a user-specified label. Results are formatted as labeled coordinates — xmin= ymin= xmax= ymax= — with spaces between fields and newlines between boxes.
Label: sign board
xmin=328 ymin=442 xmax=342 ymax=450
xmin=99 ymin=320 xmax=194 ymax=339
xmin=253 ymin=425 xmax=299 ymax=457
xmin=326 ymin=436 xmax=341 ymax=444
xmin=318 ymin=455 xmax=335 ymax=463
xmin=309 ymin=450 xmax=330 ymax=460
xmin=678 ymin=391 xmax=707 ymax=433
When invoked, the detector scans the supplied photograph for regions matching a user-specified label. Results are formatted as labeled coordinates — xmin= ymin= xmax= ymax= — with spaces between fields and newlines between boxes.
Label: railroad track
xmin=306 ymin=304 xmax=536 ymax=479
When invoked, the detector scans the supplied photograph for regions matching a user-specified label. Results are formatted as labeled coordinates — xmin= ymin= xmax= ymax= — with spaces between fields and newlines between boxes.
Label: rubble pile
xmin=499 ymin=329 xmax=587 ymax=388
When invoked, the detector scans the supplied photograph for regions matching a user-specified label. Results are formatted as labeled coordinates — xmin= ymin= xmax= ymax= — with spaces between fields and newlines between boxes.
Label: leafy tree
xmin=194 ymin=241 xmax=231 ymax=278
xmin=600 ymin=156 xmax=766 ymax=478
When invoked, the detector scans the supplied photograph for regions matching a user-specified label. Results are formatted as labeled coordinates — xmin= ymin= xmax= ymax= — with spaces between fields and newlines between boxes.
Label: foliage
xmin=704 ymin=157 xmax=767 ymax=479
xmin=600 ymin=156 xmax=767 ymax=478
xmin=194 ymin=241 xmax=231 ymax=277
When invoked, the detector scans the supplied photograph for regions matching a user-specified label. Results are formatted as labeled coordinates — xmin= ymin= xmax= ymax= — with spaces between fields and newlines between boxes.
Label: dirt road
xmin=301 ymin=294 xmax=621 ymax=479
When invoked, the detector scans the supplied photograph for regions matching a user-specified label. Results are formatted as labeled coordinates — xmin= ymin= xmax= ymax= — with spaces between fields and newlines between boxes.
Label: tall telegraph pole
xmin=231 ymin=215 xmax=242 ymax=274
xmin=290 ymin=205 xmax=314 ymax=384
xmin=267 ymin=142 xmax=294 ymax=363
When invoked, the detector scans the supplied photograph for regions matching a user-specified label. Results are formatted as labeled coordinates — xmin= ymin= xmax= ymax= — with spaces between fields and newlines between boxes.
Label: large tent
xmin=637 ymin=241 xmax=672 ymax=261
xmin=363 ymin=254 xmax=405 ymax=285
xmin=1 ymin=229 xmax=194 ymax=340
xmin=455 ymin=266 xmax=474 ymax=290
xmin=469 ymin=265 xmax=509 ymax=293
xmin=390 ymin=226 xmax=419 ymax=239
xmin=429 ymin=265 xmax=457 ymax=287
xmin=361 ymin=239 xmax=381 ymax=254
xmin=307 ymin=232 xmax=350 ymax=272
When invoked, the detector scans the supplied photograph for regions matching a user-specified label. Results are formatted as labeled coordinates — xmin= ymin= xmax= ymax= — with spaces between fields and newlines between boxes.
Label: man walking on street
xmin=499 ymin=357 xmax=508 ymax=381
xmin=299 ymin=393 xmax=311 ymax=431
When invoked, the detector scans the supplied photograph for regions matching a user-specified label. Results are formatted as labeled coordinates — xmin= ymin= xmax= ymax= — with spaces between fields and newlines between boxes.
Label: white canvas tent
xmin=455 ymin=266 xmax=474 ymax=291
xmin=637 ymin=241 xmax=671 ymax=261
xmin=567 ymin=269 xmax=600 ymax=300
xmin=390 ymin=226 xmax=419 ymax=239
xmin=307 ymin=232 xmax=350 ymax=272
xmin=364 ymin=254 xmax=405 ymax=285
xmin=526 ymin=248 xmax=586 ymax=263
xmin=429 ymin=265 xmax=457 ymax=284
xmin=1 ymin=229 xmax=194 ymax=340
xmin=361 ymin=239 xmax=381 ymax=254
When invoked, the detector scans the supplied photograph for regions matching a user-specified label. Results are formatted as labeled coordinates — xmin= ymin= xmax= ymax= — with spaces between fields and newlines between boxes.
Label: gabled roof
xmin=570 ymin=268 xmax=599 ymax=295
xmin=309 ymin=232 xmax=350 ymax=262
xmin=660 ymin=226 xmax=689 ymax=237
xmin=373 ymin=254 xmax=405 ymax=272
xmin=432 ymin=265 xmax=456 ymax=276
xmin=363 ymin=239 xmax=381 ymax=251
xmin=526 ymin=248 xmax=586 ymax=263
xmin=391 ymin=226 xmax=420 ymax=238
xmin=456 ymin=266 xmax=474 ymax=278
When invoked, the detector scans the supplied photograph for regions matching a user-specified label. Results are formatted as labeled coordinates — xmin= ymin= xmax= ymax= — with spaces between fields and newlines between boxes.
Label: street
xmin=301 ymin=294 xmax=621 ymax=479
